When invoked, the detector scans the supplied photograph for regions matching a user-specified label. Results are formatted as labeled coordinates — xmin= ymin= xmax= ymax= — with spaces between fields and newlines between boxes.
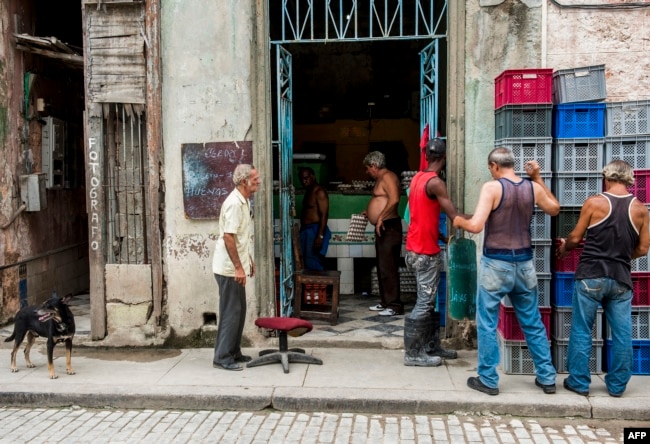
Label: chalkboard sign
xmin=182 ymin=141 xmax=253 ymax=219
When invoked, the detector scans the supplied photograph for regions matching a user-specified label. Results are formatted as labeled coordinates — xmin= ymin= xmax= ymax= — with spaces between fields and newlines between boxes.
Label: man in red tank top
xmin=403 ymin=139 xmax=463 ymax=367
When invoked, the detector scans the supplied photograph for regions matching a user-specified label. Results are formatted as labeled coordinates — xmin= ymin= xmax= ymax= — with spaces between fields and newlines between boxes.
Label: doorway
xmin=268 ymin=1 xmax=449 ymax=317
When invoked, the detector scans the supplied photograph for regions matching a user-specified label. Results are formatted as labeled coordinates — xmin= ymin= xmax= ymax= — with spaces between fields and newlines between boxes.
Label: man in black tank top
xmin=454 ymin=147 xmax=560 ymax=396
xmin=557 ymin=160 xmax=649 ymax=397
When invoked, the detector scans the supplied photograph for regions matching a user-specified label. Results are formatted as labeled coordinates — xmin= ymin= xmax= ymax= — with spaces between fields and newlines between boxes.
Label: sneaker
xmin=608 ymin=391 xmax=623 ymax=398
xmin=378 ymin=308 xmax=402 ymax=316
xmin=467 ymin=376 xmax=499 ymax=395
xmin=535 ymin=378 xmax=556 ymax=394
xmin=369 ymin=304 xmax=385 ymax=311
xmin=563 ymin=379 xmax=589 ymax=396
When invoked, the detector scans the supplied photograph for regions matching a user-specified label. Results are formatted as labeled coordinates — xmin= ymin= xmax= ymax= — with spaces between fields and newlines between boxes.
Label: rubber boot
xmin=425 ymin=311 xmax=458 ymax=359
xmin=404 ymin=318 xmax=442 ymax=367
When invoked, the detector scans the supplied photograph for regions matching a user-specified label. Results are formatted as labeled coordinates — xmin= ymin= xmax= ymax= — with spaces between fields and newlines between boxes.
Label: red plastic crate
xmin=627 ymin=169 xmax=650 ymax=204
xmin=553 ymin=239 xmax=584 ymax=272
xmin=497 ymin=302 xmax=551 ymax=340
xmin=632 ymin=272 xmax=650 ymax=306
xmin=495 ymin=69 xmax=553 ymax=109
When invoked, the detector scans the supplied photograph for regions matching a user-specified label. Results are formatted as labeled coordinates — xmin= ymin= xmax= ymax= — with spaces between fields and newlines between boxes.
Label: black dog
xmin=4 ymin=294 xmax=76 ymax=379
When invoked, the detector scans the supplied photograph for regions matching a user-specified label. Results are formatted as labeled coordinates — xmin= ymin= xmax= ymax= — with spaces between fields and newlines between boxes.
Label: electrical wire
xmin=550 ymin=0 xmax=650 ymax=10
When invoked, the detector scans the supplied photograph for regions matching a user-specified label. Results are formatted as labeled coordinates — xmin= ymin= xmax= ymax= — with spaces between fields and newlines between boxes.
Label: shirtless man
xmin=362 ymin=151 xmax=404 ymax=316
xmin=298 ymin=167 xmax=331 ymax=271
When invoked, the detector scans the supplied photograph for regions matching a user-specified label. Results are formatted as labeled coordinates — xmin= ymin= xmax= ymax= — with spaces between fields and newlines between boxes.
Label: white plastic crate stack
xmin=493 ymin=69 xmax=555 ymax=373
xmin=601 ymin=88 xmax=650 ymax=374
xmin=550 ymin=64 xmax=608 ymax=374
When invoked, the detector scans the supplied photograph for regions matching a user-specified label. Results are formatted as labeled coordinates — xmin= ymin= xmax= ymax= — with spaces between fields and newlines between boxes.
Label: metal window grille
xmin=103 ymin=103 xmax=149 ymax=264
xmin=272 ymin=0 xmax=447 ymax=43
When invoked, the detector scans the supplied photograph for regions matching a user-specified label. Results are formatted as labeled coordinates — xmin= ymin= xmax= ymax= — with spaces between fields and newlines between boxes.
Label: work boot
xmin=404 ymin=318 xmax=442 ymax=367
xmin=424 ymin=311 xmax=458 ymax=359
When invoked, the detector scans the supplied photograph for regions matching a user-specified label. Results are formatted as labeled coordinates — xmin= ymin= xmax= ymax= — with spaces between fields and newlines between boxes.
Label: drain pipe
xmin=1 ymin=204 xmax=26 ymax=229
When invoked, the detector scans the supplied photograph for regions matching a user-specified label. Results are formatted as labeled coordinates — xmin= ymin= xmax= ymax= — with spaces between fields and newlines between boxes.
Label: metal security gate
xmin=271 ymin=0 xmax=447 ymax=315
xmin=420 ymin=39 xmax=439 ymax=136
xmin=276 ymin=45 xmax=295 ymax=316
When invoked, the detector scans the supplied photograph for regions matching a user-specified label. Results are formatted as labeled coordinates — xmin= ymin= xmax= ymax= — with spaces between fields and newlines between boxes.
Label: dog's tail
xmin=4 ymin=332 xmax=14 ymax=342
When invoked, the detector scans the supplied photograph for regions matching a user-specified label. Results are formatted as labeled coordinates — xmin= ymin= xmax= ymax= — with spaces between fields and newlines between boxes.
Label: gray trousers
xmin=213 ymin=274 xmax=247 ymax=366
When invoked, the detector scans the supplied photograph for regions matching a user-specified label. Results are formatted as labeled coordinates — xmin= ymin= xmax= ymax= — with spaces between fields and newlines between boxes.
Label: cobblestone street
xmin=0 ymin=407 xmax=639 ymax=443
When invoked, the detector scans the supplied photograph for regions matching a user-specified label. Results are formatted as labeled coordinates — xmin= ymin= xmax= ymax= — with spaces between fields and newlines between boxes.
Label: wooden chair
xmin=292 ymin=224 xmax=340 ymax=325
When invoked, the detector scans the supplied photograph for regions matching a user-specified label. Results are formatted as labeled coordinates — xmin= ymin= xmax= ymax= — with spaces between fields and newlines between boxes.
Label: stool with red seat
xmin=247 ymin=317 xmax=323 ymax=373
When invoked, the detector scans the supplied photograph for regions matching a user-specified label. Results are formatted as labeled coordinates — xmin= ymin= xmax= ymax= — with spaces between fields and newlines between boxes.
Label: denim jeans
xmin=405 ymin=250 xmax=442 ymax=320
xmin=477 ymin=256 xmax=556 ymax=388
xmin=567 ymin=277 xmax=632 ymax=395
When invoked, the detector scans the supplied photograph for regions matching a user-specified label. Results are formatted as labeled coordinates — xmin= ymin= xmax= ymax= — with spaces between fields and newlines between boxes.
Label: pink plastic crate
xmin=498 ymin=302 xmax=551 ymax=340
xmin=495 ymin=69 xmax=554 ymax=109
xmin=627 ymin=169 xmax=650 ymax=204
xmin=632 ymin=272 xmax=650 ymax=306
xmin=553 ymin=239 xmax=584 ymax=272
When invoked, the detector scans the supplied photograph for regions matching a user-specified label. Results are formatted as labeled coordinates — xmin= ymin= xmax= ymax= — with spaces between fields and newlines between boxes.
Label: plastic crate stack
xmin=603 ymin=99 xmax=650 ymax=375
xmin=550 ymin=64 xmax=608 ymax=374
xmin=493 ymin=68 xmax=554 ymax=374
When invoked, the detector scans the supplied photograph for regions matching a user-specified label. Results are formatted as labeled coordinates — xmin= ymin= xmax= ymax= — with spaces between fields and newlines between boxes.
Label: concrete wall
xmin=160 ymin=0 xmax=259 ymax=339
xmin=546 ymin=2 xmax=650 ymax=102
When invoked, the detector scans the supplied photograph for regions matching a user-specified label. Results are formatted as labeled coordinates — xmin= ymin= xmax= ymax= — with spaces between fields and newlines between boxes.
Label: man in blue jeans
xmin=557 ymin=160 xmax=649 ymax=397
xmin=453 ymin=147 xmax=560 ymax=395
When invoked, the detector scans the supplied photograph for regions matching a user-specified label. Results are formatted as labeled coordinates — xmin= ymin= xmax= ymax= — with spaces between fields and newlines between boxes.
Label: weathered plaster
xmin=546 ymin=6 xmax=650 ymax=101
xmin=161 ymin=0 xmax=260 ymax=339
xmin=464 ymin=0 xmax=543 ymax=215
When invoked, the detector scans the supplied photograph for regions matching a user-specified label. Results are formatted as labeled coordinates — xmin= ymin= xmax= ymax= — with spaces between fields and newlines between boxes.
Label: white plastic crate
xmin=552 ymin=338 xmax=603 ymax=374
xmin=604 ymin=136 xmax=650 ymax=169
xmin=552 ymin=138 xmax=605 ymax=172
xmin=494 ymin=138 xmax=553 ymax=173
xmin=498 ymin=333 xmax=550 ymax=375
xmin=503 ymin=272 xmax=551 ymax=307
xmin=606 ymin=307 xmax=650 ymax=340
xmin=530 ymin=209 xmax=551 ymax=241
xmin=631 ymin=251 xmax=650 ymax=272
xmin=532 ymin=240 xmax=551 ymax=274
xmin=606 ymin=100 xmax=650 ymax=136
xmin=552 ymin=307 xmax=603 ymax=341
xmin=553 ymin=173 xmax=602 ymax=207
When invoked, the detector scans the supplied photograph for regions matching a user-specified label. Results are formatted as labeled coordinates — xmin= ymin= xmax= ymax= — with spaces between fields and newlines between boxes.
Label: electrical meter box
xmin=20 ymin=173 xmax=48 ymax=212
xmin=41 ymin=116 xmax=66 ymax=189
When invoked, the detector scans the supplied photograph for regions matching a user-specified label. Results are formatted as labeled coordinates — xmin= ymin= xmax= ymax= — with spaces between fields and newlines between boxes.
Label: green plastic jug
xmin=447 ymin=236 xmax=477 ymax=320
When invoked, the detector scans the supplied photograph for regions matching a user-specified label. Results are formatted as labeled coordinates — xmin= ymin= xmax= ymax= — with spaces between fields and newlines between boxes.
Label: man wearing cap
xmin=403 ymin=139 xmax=461 ymax=366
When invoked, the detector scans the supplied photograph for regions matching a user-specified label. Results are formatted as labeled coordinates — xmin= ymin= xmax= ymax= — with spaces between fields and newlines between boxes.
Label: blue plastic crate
xmin=438 ymin=272 xmax=447 ymax=326
xmin=552 ymin=272 xmax=575 ymax=306
xmin=605 ymin=339 xmax=650 ymax=375
xmin=553 ymin=103 xmax=606 ymax=138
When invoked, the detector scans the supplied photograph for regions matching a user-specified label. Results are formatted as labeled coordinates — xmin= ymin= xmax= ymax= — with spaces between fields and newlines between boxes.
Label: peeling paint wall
xmin=546 ymin=3 xmax=650 ymax=102
xmin=1 ymin=0 xmax=89 ymax=324
xmin=464 ymin=0 xmax=545 ymax=214
xmin=160 ymin=0 xmax=258 ymax=338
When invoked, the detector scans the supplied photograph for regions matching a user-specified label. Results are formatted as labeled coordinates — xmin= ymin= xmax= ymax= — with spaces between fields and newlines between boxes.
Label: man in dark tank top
xmin=453 ymin=147 xmax=560 ymax=396
xmin=557 ymin=160 xmax=649 ymax=397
